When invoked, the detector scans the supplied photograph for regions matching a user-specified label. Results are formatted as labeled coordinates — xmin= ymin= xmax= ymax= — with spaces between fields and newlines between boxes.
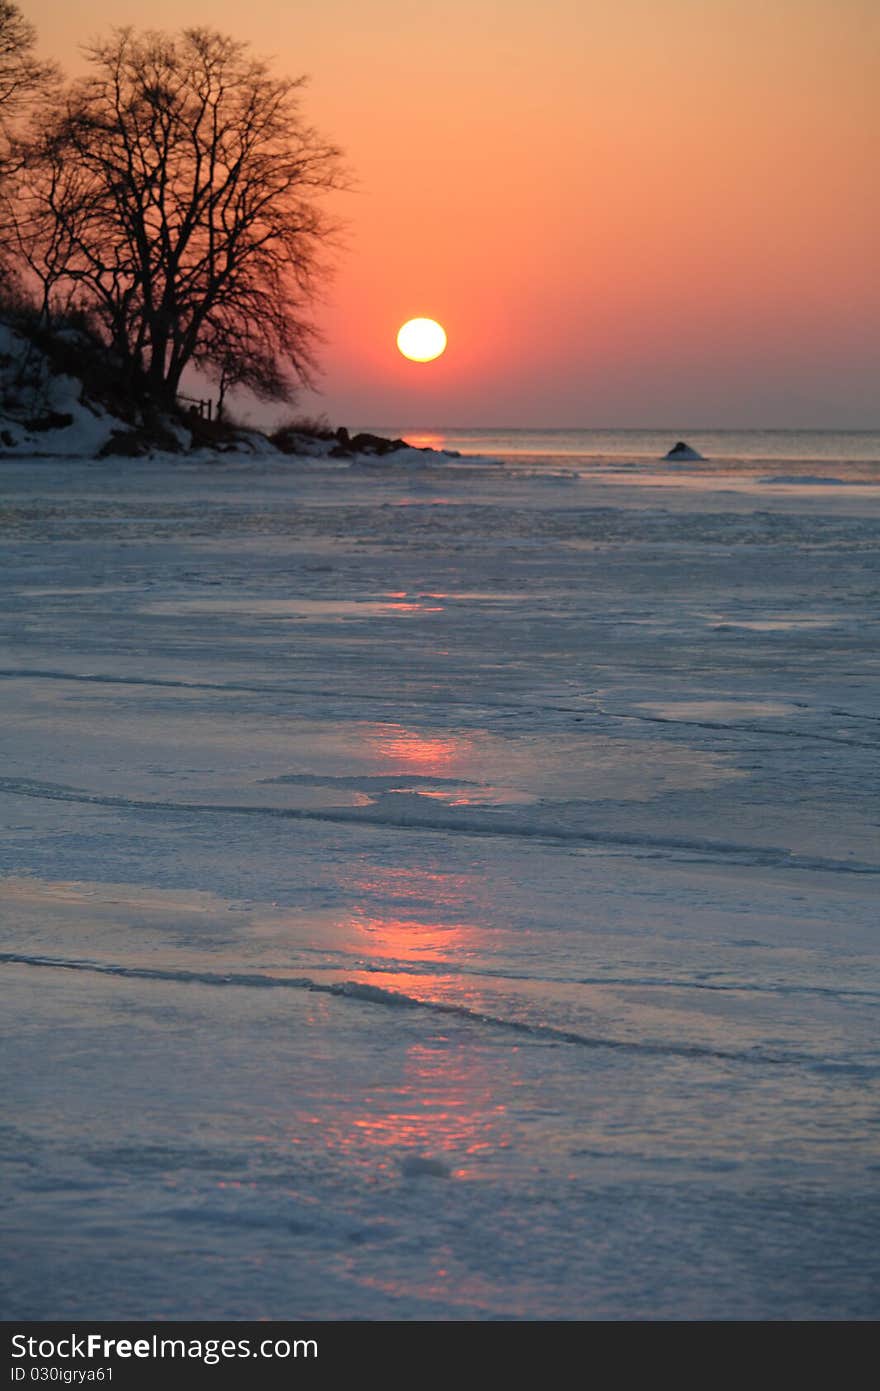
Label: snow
xmin=0 ymin=444 xmax=878 ymax=1319
xmin=0 ymin=322 xmax=125 ymax=457
xmin=758 ymin=474 xmax=855 ymax=486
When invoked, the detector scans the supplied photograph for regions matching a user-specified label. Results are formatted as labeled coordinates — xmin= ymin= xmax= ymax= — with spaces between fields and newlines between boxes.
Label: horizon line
xmin=355 ymin=424 xmax=880 ymax=435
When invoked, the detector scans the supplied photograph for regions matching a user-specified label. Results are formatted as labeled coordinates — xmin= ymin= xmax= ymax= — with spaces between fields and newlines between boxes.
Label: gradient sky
xmin=25 ymin=0 xmax=880 ymax=427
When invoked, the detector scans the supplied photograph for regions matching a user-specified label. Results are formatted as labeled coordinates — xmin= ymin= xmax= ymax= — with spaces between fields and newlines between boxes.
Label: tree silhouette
xmin=0 ymin=1 xmax=57 ymax=137
xmin=5 ymin=26 xmax=344 ymax=405
xmin=0 ymin=1 xmax=59 ymax=285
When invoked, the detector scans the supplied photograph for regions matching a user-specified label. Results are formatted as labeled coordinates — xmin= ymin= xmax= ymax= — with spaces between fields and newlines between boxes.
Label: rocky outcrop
xmin=330 ymin=429 xmax=410 ymax=458
xmin=98 ymin=421 xmax=184 ymax=457
xmin=664 ymin=441 xmax=704 ymax=461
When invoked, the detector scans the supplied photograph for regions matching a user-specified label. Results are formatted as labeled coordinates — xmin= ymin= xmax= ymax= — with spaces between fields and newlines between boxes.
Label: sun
xmin=397 ymin=318 xmax=447 ymax=363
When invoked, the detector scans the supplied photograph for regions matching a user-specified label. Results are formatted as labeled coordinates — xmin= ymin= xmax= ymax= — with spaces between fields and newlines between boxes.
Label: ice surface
xmin=1 ymin=445 xmax=878 ymax=1319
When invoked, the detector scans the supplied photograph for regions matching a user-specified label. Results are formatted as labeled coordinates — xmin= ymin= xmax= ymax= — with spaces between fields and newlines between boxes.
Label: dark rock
xmin=98 ymin=430 xmax=151 ymax=458
xmin=344 ymin=432 xmax=409 ymax=456
xmin=664 ymin=440 xmax=704 ymax=461
xmin=349 ymin=432 xmax=393 ymax=454
xmin=98 ymin=423 xmax=182 ymax=458
xmin=25 ymin=410 xmax=74 ymax=433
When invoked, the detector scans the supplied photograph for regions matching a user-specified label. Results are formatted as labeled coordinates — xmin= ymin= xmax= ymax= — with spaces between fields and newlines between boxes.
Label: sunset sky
xmin=25 ymin=0 xmax=880 ymax=428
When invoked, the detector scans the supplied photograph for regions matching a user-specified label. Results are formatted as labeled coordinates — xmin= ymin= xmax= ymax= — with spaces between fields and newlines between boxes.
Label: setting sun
xmin=396 ymin=318 xmax=447 ymax=363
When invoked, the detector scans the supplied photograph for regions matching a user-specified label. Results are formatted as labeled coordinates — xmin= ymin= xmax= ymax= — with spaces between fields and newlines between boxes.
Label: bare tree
xmin=0 ymin=1 xmax=57 ymax=134
xmin=193 ymin=253 xmax=323 ymax=418
xmin=0 ymin=137 xmax=86 ymax=321
xmin=0 ymin=2 xmax=59 ymax=287
xmin=5 ymin=26 xmax=344 ymax=404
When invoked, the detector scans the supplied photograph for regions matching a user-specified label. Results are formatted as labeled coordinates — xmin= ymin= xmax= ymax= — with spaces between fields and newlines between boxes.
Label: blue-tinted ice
xmin=1 ymin=445 xmax=878 ymax=1319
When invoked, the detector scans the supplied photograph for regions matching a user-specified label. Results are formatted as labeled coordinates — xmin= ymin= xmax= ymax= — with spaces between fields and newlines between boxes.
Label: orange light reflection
xmin=343 ymin=862 xmax=494 ymax=991
xmin=347 ymin=862 xmax=479 ymax=917
xmin=351 ymin=912 xmax=467 ymax=963
xmin=397 ymin=431 xmax=449 ymax=453
xmin=297 ymin=1039 xmax=512 ymax=1181
xmin=291 ymin=863 xmax=509 ymax=1179
xmin=345 ymin=865 xmax=477 ymax=964
xmin=374 ymin=724 xmax=471 ymax=775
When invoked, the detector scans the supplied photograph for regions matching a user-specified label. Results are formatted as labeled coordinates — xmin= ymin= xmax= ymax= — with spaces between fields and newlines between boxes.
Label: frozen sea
xmin=1 ymin=430 xmax=879 ymax=1320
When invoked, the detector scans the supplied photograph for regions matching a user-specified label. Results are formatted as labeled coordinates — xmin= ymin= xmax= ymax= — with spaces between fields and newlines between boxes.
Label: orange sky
xmin=25 ymin=0 xmax=880 ymax=427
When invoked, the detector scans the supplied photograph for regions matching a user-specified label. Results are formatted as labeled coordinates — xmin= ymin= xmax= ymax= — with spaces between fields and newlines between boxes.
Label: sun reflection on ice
xmin=351 ymin=912 xmax=466 ymax=962
xmin=344 ymin=864 xmax=478 ymax=964
xmin=295 ymin=1038 xmax=512 ymax=1182
xmin=373 ymin=724 xmax=471 ymax=775
xmin=274 ymin=861 xmax=514 ymax=1178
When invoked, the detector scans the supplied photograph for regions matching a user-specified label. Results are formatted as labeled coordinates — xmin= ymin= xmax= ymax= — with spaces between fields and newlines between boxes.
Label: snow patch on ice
xmin=637 ymin=700 xmax=801 ymax=721
xmin=349 ymin=446 xmax=463 ymax=467
xmin=758 ymin=475 xmax=851 ymax=486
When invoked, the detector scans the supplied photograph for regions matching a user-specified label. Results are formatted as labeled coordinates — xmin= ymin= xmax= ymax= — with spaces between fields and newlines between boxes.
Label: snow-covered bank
xmin=0 ymin=321 xmax=121 ymax=457
xmin=0 ymin=320 xmax=461 ymax=465
xmin=1 ymin=449 xmax=878 ymax=1319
